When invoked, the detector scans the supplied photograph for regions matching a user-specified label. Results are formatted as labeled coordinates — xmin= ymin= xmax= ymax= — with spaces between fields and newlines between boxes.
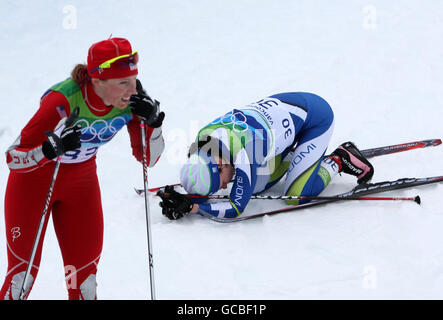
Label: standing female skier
xmin=159 ymin=92 xmax=373 ymax=220
xmin=1 ymin=37 xmax=165 ymax=299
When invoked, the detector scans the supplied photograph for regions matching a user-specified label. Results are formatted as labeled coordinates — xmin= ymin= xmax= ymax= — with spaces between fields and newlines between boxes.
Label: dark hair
xmin=188 ymin=136 xmax=232 ymax=165
xmin=71 ymin=64 xmax=91 ymax=85
xmin=188 ymin=136 xmax=213 ymax=158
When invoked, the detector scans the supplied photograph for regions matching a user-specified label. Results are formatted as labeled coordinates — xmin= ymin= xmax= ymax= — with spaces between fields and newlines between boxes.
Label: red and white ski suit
xmin=0 ymin=81 xmax=164 ymax=299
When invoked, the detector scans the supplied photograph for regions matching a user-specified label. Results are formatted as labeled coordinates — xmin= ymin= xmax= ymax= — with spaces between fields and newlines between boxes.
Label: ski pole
xmin=169 ymin=193 xmax=421 ymax=204
xmin=19 ymin=107 xmax=79 ymax=300
xmin=19 ymin=158 xmax=61 ymax=300
xmin=200 ymin=176 xmax=443 ymax=223
xmin=139 ymin=119 xmax=156 ymax=300
xmin=135 ymin=79 xmax=156 ymax=300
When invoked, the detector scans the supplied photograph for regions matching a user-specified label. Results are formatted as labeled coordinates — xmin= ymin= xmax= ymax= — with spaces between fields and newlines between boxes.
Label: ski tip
xmin=414 ymin=195 xmax=421 ymax=205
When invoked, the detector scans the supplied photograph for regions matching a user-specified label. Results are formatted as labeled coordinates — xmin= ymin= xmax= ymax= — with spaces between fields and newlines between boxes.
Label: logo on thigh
xmin=11 ymin=227 xmax=21 ymax=242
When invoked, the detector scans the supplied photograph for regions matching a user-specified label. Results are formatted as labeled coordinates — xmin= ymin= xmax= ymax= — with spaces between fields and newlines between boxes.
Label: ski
xmin=135 ymin=138 xmax=441 ymax=195
xmin=360 ymin=138 xmax=441 ymax=158
xmin=199 ymin=175 xmax=443 ymax=223
xmin=140 ymin=182 xmax=182 ymax=194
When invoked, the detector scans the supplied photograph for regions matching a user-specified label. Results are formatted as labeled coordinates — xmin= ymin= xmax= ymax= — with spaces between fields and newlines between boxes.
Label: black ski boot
xmin=330 ymin=141 xmax=374 ymax=184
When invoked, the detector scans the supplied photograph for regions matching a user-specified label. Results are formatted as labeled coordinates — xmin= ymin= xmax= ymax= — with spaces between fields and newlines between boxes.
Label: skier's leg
xmin=52 ymin=164 xmax=103 ymax=300
xmin=0 ymin=169 xmax=54 ymax=300
xmin=284 ymin=122 xmax=337 ymax=205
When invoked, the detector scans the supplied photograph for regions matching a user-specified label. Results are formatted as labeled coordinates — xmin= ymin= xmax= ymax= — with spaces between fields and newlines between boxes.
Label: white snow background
xmin=0 ymin=0 xmax=443 ymax=300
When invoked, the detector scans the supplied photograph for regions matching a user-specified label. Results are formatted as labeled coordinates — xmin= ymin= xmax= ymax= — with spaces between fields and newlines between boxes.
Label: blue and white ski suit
xmin=195 ymin=92 xmax=335 ymax=218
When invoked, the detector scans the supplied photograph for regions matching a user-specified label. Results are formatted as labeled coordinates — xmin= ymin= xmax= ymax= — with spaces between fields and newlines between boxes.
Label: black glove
xmin=129 ymin=93 xmax=165 ymax=128
xmin=157 ymin=186 xmax=194 ymax=220
xmin=42 ymin=124 xmax=82 ymax=160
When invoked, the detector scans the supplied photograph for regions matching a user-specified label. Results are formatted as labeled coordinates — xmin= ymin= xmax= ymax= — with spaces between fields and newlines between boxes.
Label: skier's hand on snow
xmin=129 ymin=93 xmax=165 ymax=128
xmin=157 ymin=186 xmax=194 ymax=220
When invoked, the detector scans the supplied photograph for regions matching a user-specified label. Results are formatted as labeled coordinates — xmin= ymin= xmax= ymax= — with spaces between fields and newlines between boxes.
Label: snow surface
xmin=1 ymin=0 xmax=443 ymax=300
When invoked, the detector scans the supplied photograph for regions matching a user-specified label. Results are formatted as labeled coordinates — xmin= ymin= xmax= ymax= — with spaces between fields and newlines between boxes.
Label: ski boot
xmin=329 ymin=141 xmax=374 ymax=184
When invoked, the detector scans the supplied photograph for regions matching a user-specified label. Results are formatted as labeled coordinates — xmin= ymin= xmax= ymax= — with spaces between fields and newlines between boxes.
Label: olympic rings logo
xmin=211 ymin=111 xmax=249 ymax=132
xmin=75 ymin=116 xmax=129 ymax=143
